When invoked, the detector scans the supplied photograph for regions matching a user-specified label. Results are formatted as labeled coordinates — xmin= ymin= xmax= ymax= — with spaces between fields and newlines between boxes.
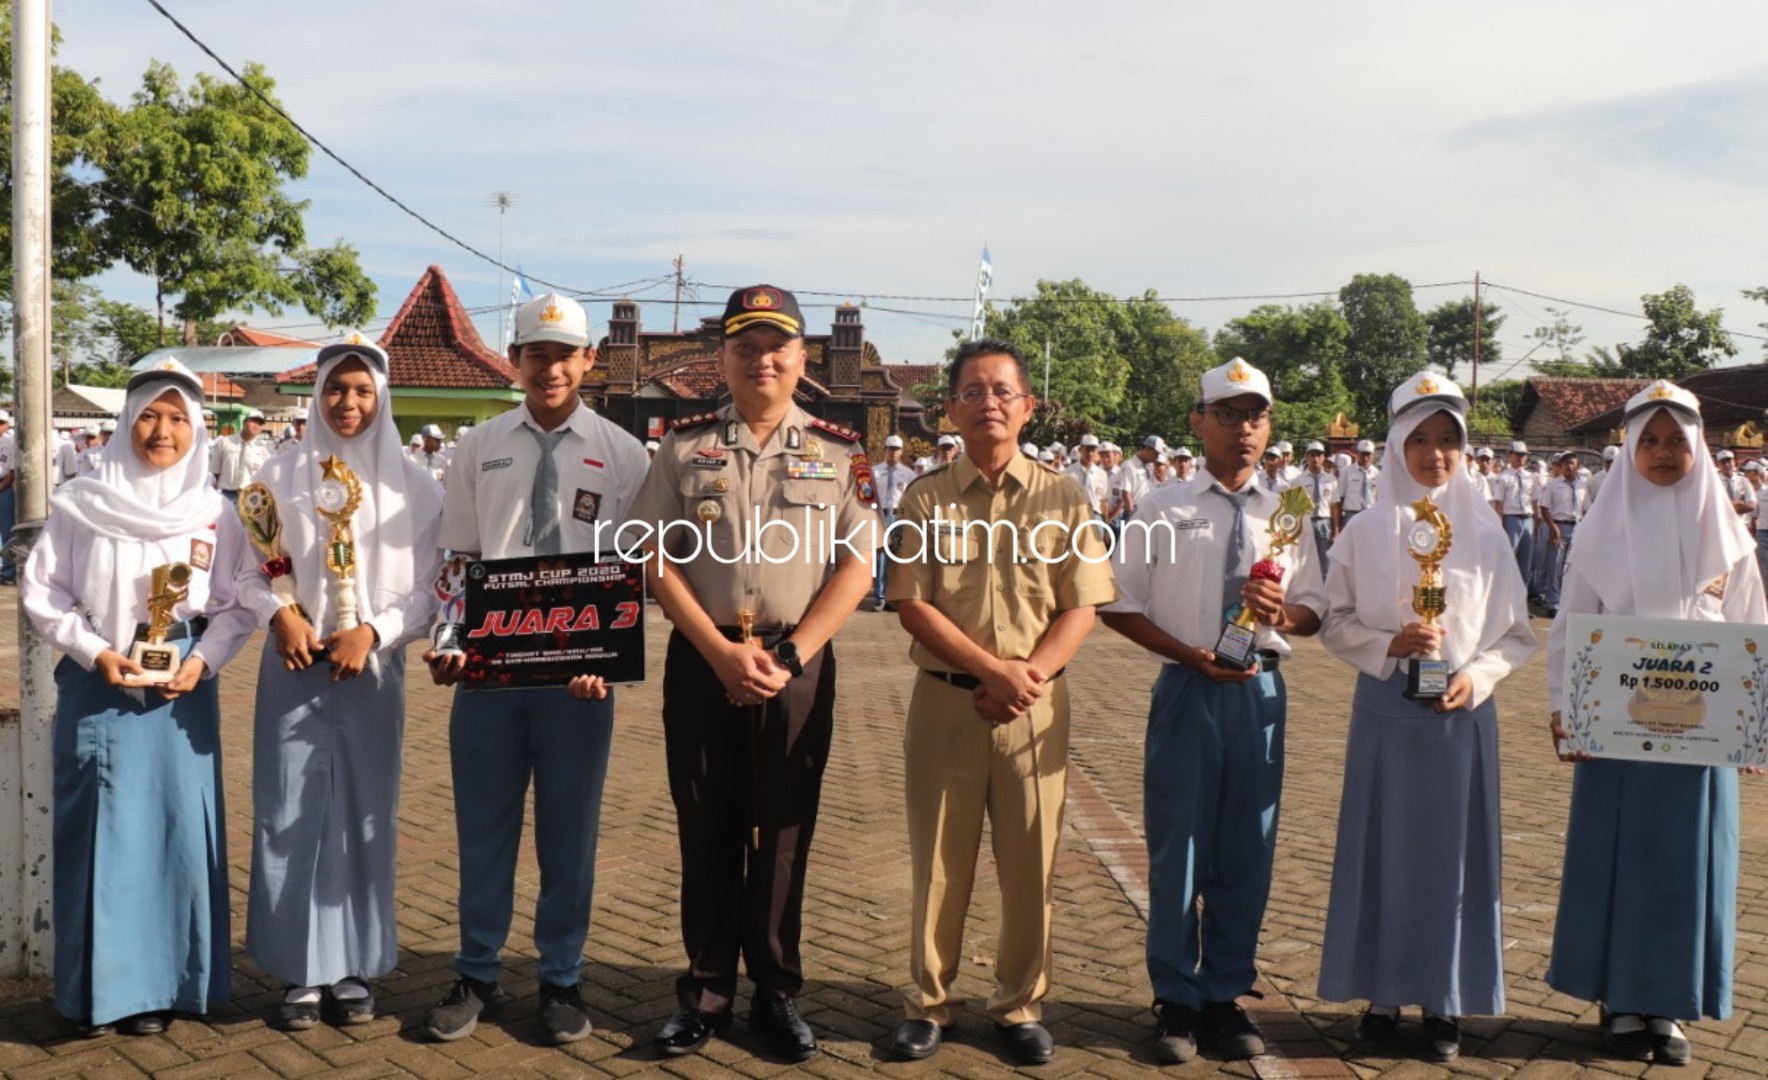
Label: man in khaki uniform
xmin=885 ymin=339 xmax=1116 ymax=1066
xmin=628 ymin=285 xmax=878 ymax=1062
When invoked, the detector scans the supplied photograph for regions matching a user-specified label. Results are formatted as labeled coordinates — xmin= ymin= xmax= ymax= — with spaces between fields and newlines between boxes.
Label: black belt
xmin=133 ymin=616 xmax=208 ymax=644
xmin=717 ymin=624 xmax=795 ymax=649
xmin=1505 ymin=513 xmax=1530 ymax=519
xmin=924 ymin=666 xmax=1066 ymax=691
xmin=1554 ymin=519 xmax=1577 ymax=524
xmin=1257 ymin=649 xmax=1281 ymax=671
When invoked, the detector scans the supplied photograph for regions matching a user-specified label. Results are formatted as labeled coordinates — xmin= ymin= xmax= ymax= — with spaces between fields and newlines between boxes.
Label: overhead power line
xmin=141 ymin=0 xmax=583 ymax=295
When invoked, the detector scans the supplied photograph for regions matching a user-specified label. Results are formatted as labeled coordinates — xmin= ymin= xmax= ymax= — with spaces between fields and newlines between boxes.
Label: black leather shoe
xmin=1647 ymin=1016 xmax=1692 ymax=1067
xmin=995 ymin=1021 xmax=1055 ymax=1066
xmin=654 ymin=1005 xmax=731 ymax=1056
xmin=1602 ymin=1009 xmax=1652 ymax=1062
xmin=1355 ymin=1005 xmax=1399 ymax=1045
xmin=119 ymin=1012 xmax=170 ymax=1036
xmin=1421 ymin=1014 xmax=1460 ymax=1062
xmin=892 ymin=1018 xmax=945 ymax=1060
xmin=748 ymin=995 xmax=818 ymax=1061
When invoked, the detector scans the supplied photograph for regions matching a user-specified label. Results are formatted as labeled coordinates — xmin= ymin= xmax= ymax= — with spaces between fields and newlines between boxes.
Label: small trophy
xmin=315 ymin=454 xmax=364 ymax=632
xmin=238 ymin=482 xmax=309 ymax=623
xmin=1215 ymin=486 xmax=1314 ymax=671
xmin=431 ymin=555 xmax=470 ymax=654
xmin=127 ymin=562 xmax=194 ymax=684
xmin=1403 ymin=496 xmax=1454 ymax=701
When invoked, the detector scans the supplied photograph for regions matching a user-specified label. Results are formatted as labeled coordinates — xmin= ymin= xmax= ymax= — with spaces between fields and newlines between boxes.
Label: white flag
xmin=969 ymin=245 xmax=993 ymax=342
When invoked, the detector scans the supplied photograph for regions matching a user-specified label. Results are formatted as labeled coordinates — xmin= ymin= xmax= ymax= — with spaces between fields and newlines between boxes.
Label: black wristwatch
xmin=773 ymin=640 xmax=804 ymax=678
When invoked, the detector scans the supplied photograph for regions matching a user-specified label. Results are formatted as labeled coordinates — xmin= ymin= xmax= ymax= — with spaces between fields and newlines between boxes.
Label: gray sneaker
xmin=538 ymin=982 xmax=593 ymax=1044
xmin=423 ymin=976 xmax=508 ymax=1042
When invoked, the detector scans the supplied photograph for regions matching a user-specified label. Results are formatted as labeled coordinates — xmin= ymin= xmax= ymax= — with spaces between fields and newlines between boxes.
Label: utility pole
xmin=672 ymin=254 xmax=685 ymax=333
xmin=4 ymin=0 xmax=57 ymax=979
xmin=487 ymin=191 xmax=517 ymax=347
xmin=1471 ymin=271 xmax=1482 ymax=411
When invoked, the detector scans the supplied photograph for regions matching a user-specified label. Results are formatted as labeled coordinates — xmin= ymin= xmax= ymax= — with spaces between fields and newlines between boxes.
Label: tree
xmin=1526 ymin=305 xmax=1585 ymax=368
xmin=1424 ymin=296 xmax=1504 ymax=381
xmin=1597 ymin=285 xmax=1735 ymax=379
xmin=1467 ymin=378 xmax=1527 ymax=438
xmin=1741 ymin=286 xmax=1768 ymax=356
xmin=1213 ymin=301 xmax=1354 ymax=442
xmin=0 ymin=11 xmax=117 ymax=296
xmin=1338 ymin=273 xmax=1428 ymax=429
xmin=92 ymin=60 xmax=376 ymax=342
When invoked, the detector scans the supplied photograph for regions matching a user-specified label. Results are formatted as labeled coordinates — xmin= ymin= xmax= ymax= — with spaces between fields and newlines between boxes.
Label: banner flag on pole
xmin=968 ymin=244 xmax=993 ymax=341
xmin=511 ymin=262 xmax=534 ymax=304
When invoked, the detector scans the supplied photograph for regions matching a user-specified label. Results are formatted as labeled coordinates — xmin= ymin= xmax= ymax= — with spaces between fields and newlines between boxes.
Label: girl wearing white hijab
xmin=1545 ymin=381 xmax=1764 ymax=1068
xmin=22 ymin=359 xmax=257 ymax=1036
xmin=1318 ymin=372 xmax=1536 ymax=1063
xmin=238 ymin=339 xmax=443 ymax=1029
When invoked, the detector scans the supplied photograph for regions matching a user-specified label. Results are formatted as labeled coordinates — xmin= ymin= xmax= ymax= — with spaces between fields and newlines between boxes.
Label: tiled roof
xmin=200 ymin=372 xmax=247 ymax=399
xmin=640 ymin=359 xmax=830 ymax=401
xmin=1571 ymin=365 xmax=1768 ymax=433
xmin=883 ymin=363 xmax=942 ymax=394
xmin=1518 ymin=377 xmax=1648 ymax=432
xmin=278 ymin=265 xmax=517 ymax=390
xmin=216 ymin=326 xmax=320 ymax=348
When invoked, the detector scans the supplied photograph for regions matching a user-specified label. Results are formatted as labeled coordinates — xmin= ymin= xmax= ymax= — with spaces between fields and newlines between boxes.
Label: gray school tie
xmin=526 ymin=427 xmax=568 ymax=555
xmin=1212 ymin=485 xmax=1255 ymax=610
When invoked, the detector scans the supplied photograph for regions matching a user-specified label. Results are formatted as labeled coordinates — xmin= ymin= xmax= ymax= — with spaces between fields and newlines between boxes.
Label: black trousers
xmin=662 ymin=629 xmax=836 ymax=1013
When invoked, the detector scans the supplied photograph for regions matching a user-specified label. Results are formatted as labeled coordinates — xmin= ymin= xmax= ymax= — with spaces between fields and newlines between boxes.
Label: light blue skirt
xmin=1317 ymin=670 xmax=1504 ymax=1016
xmin=52 ymin=657 xmax=229 ymax=1025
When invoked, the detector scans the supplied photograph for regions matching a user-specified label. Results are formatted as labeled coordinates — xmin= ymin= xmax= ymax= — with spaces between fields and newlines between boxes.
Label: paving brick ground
xmin=1 ymin=593 xmax=1764 ymax=1078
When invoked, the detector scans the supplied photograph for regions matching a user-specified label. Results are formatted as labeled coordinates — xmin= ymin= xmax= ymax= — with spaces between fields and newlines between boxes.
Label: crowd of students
xmin=11 ymin=305 xmax=1757 ymax=1070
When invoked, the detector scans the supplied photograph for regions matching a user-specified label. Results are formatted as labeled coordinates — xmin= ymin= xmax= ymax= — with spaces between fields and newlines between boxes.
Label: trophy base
xmin=1213 ymin=619 xmax=1260 ymax=672
xmin=125 ymin=640 xmax=184 ymax=685
xmin=1405 ymin=657 xmax=1452 ymax=701
xmin=432 ymin=623 xmax=466 ymax=655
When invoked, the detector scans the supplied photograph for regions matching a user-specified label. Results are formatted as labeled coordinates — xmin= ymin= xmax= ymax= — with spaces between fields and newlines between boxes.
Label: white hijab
xmin=1350 ymin=401 xmax=1524 ymax=671
xmin=253 ymin=346 xmax=443 ymax=637
xmin=1567 ymin=402 xmax=1752 ymax=618
xmin=49 ymin=374 xmax=223 ymax=654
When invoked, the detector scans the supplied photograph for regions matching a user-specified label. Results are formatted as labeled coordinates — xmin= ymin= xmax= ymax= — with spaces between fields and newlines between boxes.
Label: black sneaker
xmin=1199 ymin=999 xmax=1265 ymax=1059
xmin=1646 ymin=1016 xmax=1692 ymax=1067
xmin=1421 ymin=1014 xmax=1460 ymax=1062
xmin=1355 ymin=1005 xmax=1399 ymax=1045
xmin=538 ymin=982 xmax=593 ymax=1044
xmin=1152 ymin=1001 xmax=1198 ymax=1064
xmin=422 ymin=975 xmax=508 ymax=1042
xmin=1602 ymin=1008 xmax=1652 ymax=1062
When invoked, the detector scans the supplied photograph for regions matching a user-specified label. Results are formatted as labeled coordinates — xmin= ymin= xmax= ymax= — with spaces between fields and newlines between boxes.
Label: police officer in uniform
xmin=629 ymin=285 xmax=879 ymax=1061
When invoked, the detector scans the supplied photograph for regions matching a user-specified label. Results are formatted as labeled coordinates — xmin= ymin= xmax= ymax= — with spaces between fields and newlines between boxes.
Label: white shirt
xmin=0 ymin=430 xmax=14 ymax=481
xmin=418 ymin=448 xmax=452 ymax=487
xmin=874 ymin=459 xmax=917 ymax=511
xmin=1585 ymin=465 xmax=1610 ymax=508
xmin=1539 ymin=475 xmax=1584 ymax=522
xmin=54 ymin=439 xmax=80 ymax=483
xmin=1103 ymin=471 xmax=1327 ymax=662
xmin=1337 ymin=462 xmax=1378 ymax=512
xmin=1113 ymin=463 xmax=1150 ymax=514
xmin=1722 ymin=470 xmax=1752 ymax=512
xmin=438 ymin=402 xmax=649 ymax=560
xmin=212 ymin=432 xmax=272 ymax=491
xmin=1493 ymin=467 xmax=1533 ymax=515
xmin=1062 ymin=462 xmax=1108 ymax=513
xmin=77 ymin=443 xmax=105 ymax=478
xmin=1296 ymin=468 xmax=1337 ymax=519
xmin=1257 ymin=467 xmax=1291 ymax=493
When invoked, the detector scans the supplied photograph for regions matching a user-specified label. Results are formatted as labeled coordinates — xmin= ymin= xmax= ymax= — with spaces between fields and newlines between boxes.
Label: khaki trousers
xmin=902 ymin=671 xmax=1069 ymax=1026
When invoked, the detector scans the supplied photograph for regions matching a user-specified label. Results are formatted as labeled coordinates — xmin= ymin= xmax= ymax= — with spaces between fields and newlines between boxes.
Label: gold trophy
xmin=1215 ymin=486 xmax=1314 ymax=671
xmin=238 ymin=482 xmax=309 ymax=623
xmin=128 ymin=562 xmax=194 ymax=683
xmin=1403 ymin=495 xmax=1454 ymax=700
xmin=315 ymin=454 xmax=364 ymax=632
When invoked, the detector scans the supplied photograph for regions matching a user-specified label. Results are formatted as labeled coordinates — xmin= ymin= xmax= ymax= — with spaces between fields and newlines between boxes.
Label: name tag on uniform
xmin=691 ymin=455 xmax=728 ymax=469
xmin=1175 ymin=518 xmax=1211 ymax=532
xmin=786 ymin=460 xmax=838 ymax=481
xmin=482 ymin=457 xmax=513 ymax=472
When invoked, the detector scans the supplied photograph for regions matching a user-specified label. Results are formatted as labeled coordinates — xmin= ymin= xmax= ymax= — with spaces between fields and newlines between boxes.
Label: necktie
xmin=885 ymin=465 xmax=897 ymax=509
xmin=1311 ymin=473 xmax=1322 ymax=514
xmin=526 ymin=427 xmax=568 ymax=555
xmin=1212 ymin=485 xmax=1255 ymax=613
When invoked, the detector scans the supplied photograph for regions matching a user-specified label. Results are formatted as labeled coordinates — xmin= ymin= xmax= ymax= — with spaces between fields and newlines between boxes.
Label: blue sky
xmin=52 ymin=0 xmax=1768 ymax=371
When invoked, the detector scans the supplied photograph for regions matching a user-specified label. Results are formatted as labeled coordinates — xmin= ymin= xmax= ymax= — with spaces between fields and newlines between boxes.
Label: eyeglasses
xmin=1200 ymin=405 xmax=1271 ymax=428
xmin=952 ymin=387 xmax=1032 ymax=407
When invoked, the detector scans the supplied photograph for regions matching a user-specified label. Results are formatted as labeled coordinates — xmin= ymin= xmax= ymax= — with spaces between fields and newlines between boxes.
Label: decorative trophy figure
xmin=1404 ymin=495 xmax=1454 ymax=700
xmin=315 ymin=454 xmax=364 ymax=632
xmin=128 ymin=562 xmax=194 ymax=683
xmin=1215 ymin=486 xmax=1315 ymax=671
xmin=238 ymin=482 xmax=308 ymax=622
xmin=431 ymin=555 xmax=470 ymax=654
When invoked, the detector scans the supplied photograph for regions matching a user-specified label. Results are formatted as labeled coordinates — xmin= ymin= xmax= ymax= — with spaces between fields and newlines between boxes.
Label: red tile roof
xmin=883 ymin=363 xmax=943 ymax=395
xmin=647 ymin=359 xmax=726 ymax=399
xmin=200 ymin=372 xmax=247 ymax=399
xmin=1518 ymin=377 xmax=1648 ymax=432
xmin=1570 ymin=364 xmax=1768 ymax=433
xmin=216 ymin=326 xmax=320 ymax=348
xmin=278 ymin=265 xmax=517 ymax=390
